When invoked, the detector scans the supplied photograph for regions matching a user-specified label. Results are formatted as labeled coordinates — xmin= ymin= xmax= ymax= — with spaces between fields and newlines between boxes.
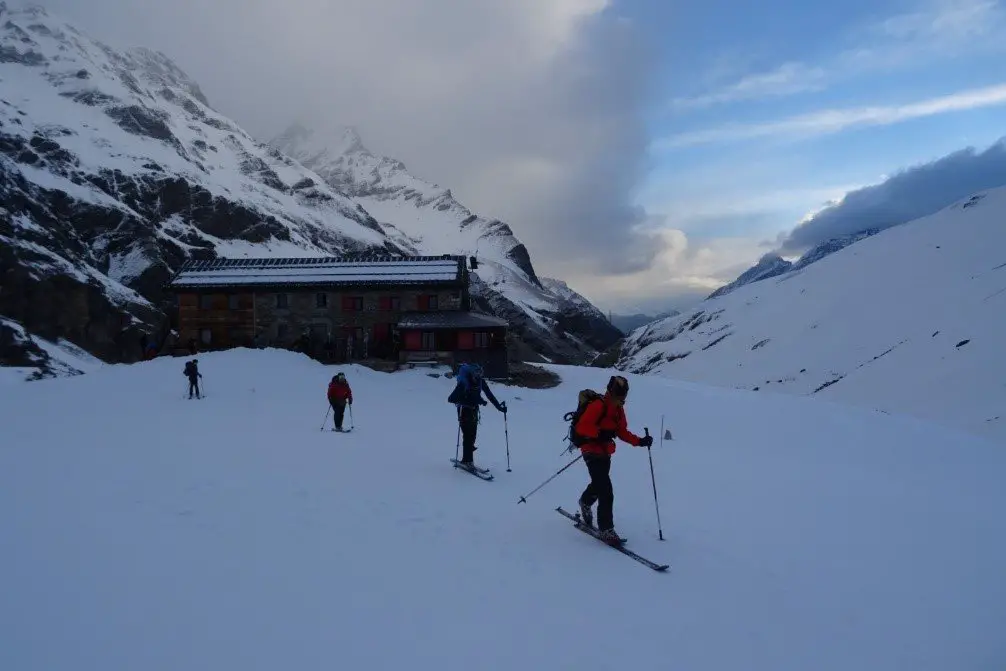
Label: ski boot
xmin=578 ymin=499 xmax=594 ymax=528
xmin=598 ymin=528 xmax=626 ymax=547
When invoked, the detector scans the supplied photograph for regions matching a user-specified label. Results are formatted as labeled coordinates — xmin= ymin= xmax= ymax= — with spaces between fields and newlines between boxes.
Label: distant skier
xmin=447 ymin=363 xmax=506 ymax=467
xmin=184 ymin=359 xmax=202 ymax=399
xmin=327 ymin=372 xmax=353 ymax=431
xmin=573 ymin=375 xmax=651 ymax=545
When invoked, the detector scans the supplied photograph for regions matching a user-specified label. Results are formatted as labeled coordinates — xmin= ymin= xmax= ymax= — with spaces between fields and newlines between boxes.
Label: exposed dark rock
xmin=0 ymin=44 xmax=44 ymax=65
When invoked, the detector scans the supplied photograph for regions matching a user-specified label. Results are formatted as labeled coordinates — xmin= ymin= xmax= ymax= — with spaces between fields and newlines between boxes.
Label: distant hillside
xmin=618 ymin=189 xmax=1005 ymax=441
xmin=610 ymin=310 xmax=680 ymax=333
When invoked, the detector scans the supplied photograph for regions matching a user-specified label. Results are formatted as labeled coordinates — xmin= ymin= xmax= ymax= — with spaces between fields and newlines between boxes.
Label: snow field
xmin=1 ymin=348 xmax=1004 ymax=670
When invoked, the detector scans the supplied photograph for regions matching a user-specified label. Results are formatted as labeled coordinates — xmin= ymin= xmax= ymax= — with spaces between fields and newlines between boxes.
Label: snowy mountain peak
xmin=708 ymin=252 xmax=793 ymax=299
xmin=270 ymin=122 xmax=621 ymax=356
xmin=124 ymin=47 xmax=211 ymax=107
xmin=0 ymin=6 xmax=620 ymax=373
xmin=273 ymin=122 xmax=366 ymax=163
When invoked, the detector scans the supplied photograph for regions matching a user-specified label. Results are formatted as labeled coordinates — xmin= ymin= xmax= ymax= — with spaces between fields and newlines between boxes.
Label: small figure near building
xmin=327 ymin=373 xmax=353 ymax=431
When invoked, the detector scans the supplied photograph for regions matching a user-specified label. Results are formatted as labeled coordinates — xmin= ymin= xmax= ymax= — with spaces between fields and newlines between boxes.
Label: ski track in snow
xmin=1 ymin=349 xmax=1004 ymax=670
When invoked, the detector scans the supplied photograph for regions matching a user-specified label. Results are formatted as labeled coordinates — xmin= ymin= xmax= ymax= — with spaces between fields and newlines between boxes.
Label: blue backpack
xmin=458 ymin=363 xmax=482 ymax=390
xmin=448 ymin=363 xmax=483 ymax=404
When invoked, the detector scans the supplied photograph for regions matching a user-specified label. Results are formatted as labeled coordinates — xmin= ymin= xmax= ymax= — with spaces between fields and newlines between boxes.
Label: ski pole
xmin=503 ymin=411 xmax=511 ymax=472
xmin=455 ymin=405 xmax=462 ymax=462
xmin=349 ymin=403 xmax=355 ymax=431
xmin=517 ymin=454 xmax=582 ymax=504
xmin=320 ymin=405 xmax=331 ymax=431
xmin=644 ymin=428 xmax=665 ymax=541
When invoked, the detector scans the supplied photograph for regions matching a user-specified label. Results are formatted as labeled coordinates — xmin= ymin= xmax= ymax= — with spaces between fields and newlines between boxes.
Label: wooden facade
xmin=165 ymin=255 xmax=509 ymax=376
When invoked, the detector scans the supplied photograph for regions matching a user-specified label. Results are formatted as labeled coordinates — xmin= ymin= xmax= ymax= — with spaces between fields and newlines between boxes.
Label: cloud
xmin=39 ymin=0 xmax=657 ymax=276
xmin=780 ymin=137 xmax=1006 ymax=252
xmin=674 ymin=0 xmax=1006 ymax=109
xmin=657 ymin=82 xmax=1006 ymax=148
xmin=669 ymin=62 xmax=827 ymax=110
xmin=564 ymin=229 xmax=768 ymax=311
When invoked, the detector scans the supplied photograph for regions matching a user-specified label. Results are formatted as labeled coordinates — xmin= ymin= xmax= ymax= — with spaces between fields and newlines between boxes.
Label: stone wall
xmin=175 ymin=285 xmax=465 ymax=355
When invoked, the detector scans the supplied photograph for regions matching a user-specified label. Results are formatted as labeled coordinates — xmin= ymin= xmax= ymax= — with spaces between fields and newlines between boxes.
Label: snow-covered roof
xmin=397 ymin=311 xmax=508 ymax=330
xmin=167 ymin=255 xmax=467 ymax=290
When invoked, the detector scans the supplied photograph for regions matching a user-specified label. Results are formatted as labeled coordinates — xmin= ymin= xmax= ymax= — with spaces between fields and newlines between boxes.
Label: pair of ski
xmin=331 ymin=427 xmax=353 ymax=433
xmin=556 ymin=507 xmax=669 ymax=572
xmin=448 ymin=462 xmax=666 ymax=572
xmin=450 ymin=458 xmax=494 ymax=480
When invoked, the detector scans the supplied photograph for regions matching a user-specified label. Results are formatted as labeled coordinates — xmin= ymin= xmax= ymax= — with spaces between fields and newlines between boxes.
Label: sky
xmin=34 ymin=0 xmax=1006 ymax=314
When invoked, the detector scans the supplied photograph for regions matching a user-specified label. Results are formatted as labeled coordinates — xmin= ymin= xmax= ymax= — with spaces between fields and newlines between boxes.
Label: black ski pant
xmin=187 ymin=376 xmax=200 ymax=398
xmin=580 ymin=453 xmax=614 ymax=531
xmin=458 ymin=406 xmax=479 ymax=462
xmin=331 ymin=401 xmax=347 ymax=429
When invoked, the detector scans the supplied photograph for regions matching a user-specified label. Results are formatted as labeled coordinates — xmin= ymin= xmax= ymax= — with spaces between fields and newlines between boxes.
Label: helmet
xmin=607 ymin=375 xmax=629 ymax=401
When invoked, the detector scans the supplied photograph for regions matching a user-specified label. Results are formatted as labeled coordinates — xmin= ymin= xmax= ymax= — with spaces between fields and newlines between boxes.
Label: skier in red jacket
xmin=574 ymin=375 xmax=652 ymax=545
xmin=327 ymin=372 xmax=353 ymax=431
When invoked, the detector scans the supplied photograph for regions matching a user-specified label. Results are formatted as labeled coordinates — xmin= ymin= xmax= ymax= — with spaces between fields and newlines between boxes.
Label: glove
xmin=480 ymin=399 xmax=488 ymax=406
xmin=500 ymin=402 xmax=507 ymax=414
xmin=597 ymin=429 xmax=616 ymax=442
xmin=639 ymin=435 xmax=653 ymax=448
xmin=348 ymin=399 xmax=353 ymax=406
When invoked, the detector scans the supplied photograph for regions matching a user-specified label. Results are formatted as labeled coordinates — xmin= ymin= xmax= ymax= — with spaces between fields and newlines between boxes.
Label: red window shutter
xmin=417 ymin=295 xmax=427 ymax=310
xmin=404 ymin=332 xmax=421 ymax=350
xmin=342 ymin=296 xmax=352 ymax=311
xmin=458 ymin=330 xmax=474 ymax=350
xmin=379 ymin=296 xmax=390 ymax=310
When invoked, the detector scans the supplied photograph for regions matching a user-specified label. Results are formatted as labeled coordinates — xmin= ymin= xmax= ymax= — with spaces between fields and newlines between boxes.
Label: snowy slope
xmin=0 ymin=315 xmax=103 ymax=381
xmin=272 ymin=123 xmax=621 ymax=356
xmin=618 ymin=187 xmax=1006 ymax=441
xmin=1 ymin=348 xmax=1003 ymax=670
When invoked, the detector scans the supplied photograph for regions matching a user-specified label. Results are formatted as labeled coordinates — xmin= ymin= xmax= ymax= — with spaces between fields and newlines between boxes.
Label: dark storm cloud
xmin=39 ymin=0 xmax=657 ymax=275
xmin=781 ymin=139 xmax=1006 ymax=253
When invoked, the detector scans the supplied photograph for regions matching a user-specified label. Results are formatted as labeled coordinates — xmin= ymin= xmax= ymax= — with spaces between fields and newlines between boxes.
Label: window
xmin=421 ymin=331 xmax=436 ymax=350
xmin=419 ymin=294 xmax=439 ymax=311
xmin=277 ymin=323 xmax=289 ymax=339
xmin=310 ymin=323 xmax=329 ymax=340
xmin=474 ymin=332 xmax=490 ymax=348
xmin=342 ymin=296 xmax=364 ymax=311
xmin=276 ymin=293 xmax=289 ymax=309
xmin=228 ymin=295 xmax=240 ymax=310
xmin=200 ymin=328 xmax=212 ymax=345
xmin=199 ymin=294 xmax=213 ymax=310
xmin=457 ymin=330 xmax=474 ymax=350
xmin=379 ymin=296 xmax=402 ymax=311
xmin=315 ymin=293 xmax=328 ymax=308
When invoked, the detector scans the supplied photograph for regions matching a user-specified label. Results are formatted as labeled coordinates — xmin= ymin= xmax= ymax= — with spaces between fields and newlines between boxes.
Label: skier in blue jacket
xmin=448 ymin=363 xmax=506 ymax=466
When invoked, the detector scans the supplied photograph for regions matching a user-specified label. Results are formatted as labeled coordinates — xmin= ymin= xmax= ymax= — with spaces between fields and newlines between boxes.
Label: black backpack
xmin=564 ymin=389 xmax=606 ymax=446
xmin=183 ymin=362 xmax=194 ymax=376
